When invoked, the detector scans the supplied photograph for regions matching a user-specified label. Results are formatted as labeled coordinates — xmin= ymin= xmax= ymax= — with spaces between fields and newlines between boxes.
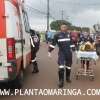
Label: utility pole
xmin=47 ymin=0 xmax=50 ymax=31
xmin=61 ymin=10 xmax=64 ymax=20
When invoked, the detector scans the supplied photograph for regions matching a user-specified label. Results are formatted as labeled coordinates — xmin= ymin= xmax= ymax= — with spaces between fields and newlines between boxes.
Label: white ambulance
xmin=0 ymin=0 xmax=31 ymax=88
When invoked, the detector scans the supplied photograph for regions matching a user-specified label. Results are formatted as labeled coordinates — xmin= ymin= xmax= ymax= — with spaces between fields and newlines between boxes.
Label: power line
xmin=26 ymin=5 xmax=56 ymax=20
xmin=39 ymin=0 xmax=56 ymax=20
xmin=26 ymin=5 xmax=46 ymax=15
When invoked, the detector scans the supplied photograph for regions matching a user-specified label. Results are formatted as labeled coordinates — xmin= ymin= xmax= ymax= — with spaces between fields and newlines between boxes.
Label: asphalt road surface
xmin=0 ymin=43 xmax=100 ymax=100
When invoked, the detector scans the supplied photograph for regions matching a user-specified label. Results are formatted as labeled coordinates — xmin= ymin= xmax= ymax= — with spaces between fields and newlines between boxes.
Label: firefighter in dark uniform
xmin=48 ymin=25 xmax=75 ymax=88
xmin=30 ymin=29 xmax=40 ymax=73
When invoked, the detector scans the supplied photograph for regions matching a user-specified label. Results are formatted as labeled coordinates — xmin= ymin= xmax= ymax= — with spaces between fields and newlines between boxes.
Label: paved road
xmin=0 ymin=43 xmax=100 ymax=100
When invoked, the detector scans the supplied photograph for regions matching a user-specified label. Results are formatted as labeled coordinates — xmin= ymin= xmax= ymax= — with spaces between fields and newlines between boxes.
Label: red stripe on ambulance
xmin=0 ymin=0 xmax=6 ymax=38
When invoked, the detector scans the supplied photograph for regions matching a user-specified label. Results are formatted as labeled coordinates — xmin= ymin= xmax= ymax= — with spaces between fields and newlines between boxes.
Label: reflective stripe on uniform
xmin=50 ymin=45 xmax=55 ymax=48
xmin=70 ymin=45 xmax=75 ymax=48
xmin=31 ymin=58 xmax=36 ymax=62
xmin=30 ymin=36 xmax=35 ymax=47
xmin=58 ymin=38 xmax=70 ymax=42
xmin=66 ymin=66 xmax=71 ymax=70
xmin=59 ymin=65 xmax=64 ymax=68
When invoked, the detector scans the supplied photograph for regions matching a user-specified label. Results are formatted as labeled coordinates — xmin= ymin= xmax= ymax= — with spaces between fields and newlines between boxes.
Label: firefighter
xmin=48 ymin=24 xmax=75 ymax=88
xmin=30 ymin=29 xmax=40 ymax=73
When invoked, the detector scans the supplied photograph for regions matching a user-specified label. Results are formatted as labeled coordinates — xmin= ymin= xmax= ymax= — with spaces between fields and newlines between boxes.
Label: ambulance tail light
xmin=7 ymin=38 xmax=16 ymax=60
xmin=7 ymin=66 xmax=13 ymax=72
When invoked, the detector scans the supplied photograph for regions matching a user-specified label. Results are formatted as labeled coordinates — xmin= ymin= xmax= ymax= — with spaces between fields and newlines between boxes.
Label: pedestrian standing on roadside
xmin=47 ymin=31 xmax=53 ymax=44
xmin=30 ymin=29 xmax=40 ymax=74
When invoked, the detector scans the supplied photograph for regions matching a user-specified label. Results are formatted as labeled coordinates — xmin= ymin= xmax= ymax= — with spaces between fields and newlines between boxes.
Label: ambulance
xmin=0 ymin=0 xmax=31 ymax=88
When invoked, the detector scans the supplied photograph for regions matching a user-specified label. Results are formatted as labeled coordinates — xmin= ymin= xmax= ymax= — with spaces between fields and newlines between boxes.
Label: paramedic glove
xmin=48 ymin=52 xmax=51 ymax=57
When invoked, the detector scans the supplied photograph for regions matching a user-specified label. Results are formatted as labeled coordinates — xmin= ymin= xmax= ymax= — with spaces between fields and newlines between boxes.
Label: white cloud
xmin=72 ymin=9 xmax=100 ymax=27
xmin=29 ymin=17 xmax=47 ymax=31
xmin=25 ymin=0 xmax=100 ymax=31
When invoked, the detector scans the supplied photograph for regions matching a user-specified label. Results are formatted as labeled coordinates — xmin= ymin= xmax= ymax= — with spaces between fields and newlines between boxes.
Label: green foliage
xmin=50 ymin=20 xmax=72 ymax=31
xmin=50 ymin=20 xmax=90 ymax=32
xmin=69 ymin=26 xmax=82 ymax=32
xmin=82 ymin=27 xmax=90 ymax=32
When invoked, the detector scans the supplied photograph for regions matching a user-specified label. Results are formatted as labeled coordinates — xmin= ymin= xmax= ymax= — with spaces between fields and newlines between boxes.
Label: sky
xmin=25 ymin=0 xmax=100 ymax=31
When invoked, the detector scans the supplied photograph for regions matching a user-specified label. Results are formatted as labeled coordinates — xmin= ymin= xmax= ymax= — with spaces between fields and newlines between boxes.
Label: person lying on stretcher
xmin=79 ymin=32 xmax=95 ymax=70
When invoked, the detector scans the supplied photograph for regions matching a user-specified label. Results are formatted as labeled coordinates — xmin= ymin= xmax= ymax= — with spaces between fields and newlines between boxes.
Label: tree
xmin=69 ymin=26 xmax=82 ymax=32
xmin=82 ymin=27 xmax=90 ymax=32
xmin=50 ymin=20 xmax=72 ymax=31
xmin=50 ymin=20 xmax=90 ymax=32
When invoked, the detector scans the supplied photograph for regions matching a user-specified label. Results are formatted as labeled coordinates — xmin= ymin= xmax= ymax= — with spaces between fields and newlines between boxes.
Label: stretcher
xmin=75 ymin=51 xmax=99 ymax=81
